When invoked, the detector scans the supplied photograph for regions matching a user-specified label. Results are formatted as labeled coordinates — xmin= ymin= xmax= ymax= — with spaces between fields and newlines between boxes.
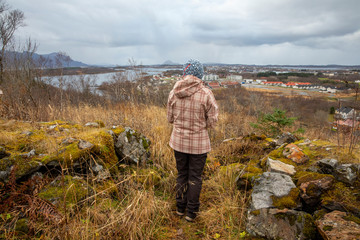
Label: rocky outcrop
xmin=315 ymin=210 xmax=360 ymax=240
xmin=247 ymin=208 xmax=317 ymax=240
xmin=114 ymin=127 xmax=151 ymax=165
xmin=245 ymin=137 xmax=360 ymax=240
xmin=0 ymin=121 xmax=151 ymax=182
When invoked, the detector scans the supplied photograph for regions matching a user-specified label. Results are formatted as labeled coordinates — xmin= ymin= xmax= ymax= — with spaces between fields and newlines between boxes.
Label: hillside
xmin=0 ymin=101 xmax=359 ymax=239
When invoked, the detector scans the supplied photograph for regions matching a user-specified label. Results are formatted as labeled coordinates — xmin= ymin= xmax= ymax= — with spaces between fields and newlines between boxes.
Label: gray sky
xmin=11 ymin=0 xmax=360 ymax=65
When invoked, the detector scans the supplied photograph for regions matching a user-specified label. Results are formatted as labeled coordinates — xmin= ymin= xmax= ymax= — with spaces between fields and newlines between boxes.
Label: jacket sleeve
xmin=167 ymin=91 xmax=175 ymax=124
xmin=205 ymin=91 xmax=219 ymax=128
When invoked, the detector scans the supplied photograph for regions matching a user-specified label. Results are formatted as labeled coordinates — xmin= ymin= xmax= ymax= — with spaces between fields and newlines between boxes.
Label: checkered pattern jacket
xmin=167 ymin=75 xmax=219 ymax=154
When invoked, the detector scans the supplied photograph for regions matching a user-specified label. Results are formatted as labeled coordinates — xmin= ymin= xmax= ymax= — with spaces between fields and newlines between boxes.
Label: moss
xmin=271 ymin=188 xmax=300 ymax=209
xmin=38 ymin=175 xmax=91 ymax=214
xmin=313 ymin=209 xmax=328 ymax=220
xmin=41 ymin=120 xmax=67 ymax=126
xmin=321 ymin=182 xmax=360 ymax=210
xmin=251 ymin=210 xmax=260 ymax=216
xmin=142 ymin=137 xmax=150 ymax=150
xmin=268 ymin=146 xmax=285 ymax=159
xmin=302 ymin=213 xmax=316 ymax=239
xmin=274 ymin=212 xmax=297 ymax=226
xmin=342 ymin=214 xmax=360 ymax=225
xmin=112 ymin=127 xmax=125 ymax=137
xmin=15 ymin=218 xmax=29 ymax=235
xmin=294 ymin=171 xmax=334 ymax=186
xmin=95 ymin=120 xmax=105 ymax=128
xmin=322 ymin=225 xmax=333 ymax=231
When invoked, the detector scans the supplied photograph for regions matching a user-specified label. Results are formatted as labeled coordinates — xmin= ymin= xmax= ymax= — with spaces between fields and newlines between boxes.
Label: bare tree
xmin=0 ymin=0 xmax=25 ymax=83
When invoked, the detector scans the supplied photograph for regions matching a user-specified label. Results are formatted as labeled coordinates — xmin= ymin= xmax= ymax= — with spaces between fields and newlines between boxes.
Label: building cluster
xmin=333 ymin=107 xmax=360 ymax=131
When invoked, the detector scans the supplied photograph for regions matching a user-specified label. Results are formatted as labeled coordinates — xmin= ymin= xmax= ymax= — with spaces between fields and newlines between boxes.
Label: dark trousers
xmin=174 ymin=150 xmax=207 ymax=213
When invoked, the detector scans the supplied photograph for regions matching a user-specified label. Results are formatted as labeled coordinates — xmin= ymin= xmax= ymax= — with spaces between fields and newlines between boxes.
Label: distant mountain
xmin=32 ymin=52 xmax=89 ymax=68
xmin=162 ymin=60 xmax=180 ymax=65
xmin=5 ymin=51 xmax=89 ymax=68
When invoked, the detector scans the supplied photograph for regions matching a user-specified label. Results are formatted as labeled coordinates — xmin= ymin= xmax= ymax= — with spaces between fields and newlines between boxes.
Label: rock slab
xmin=251 ymin=172 xmax=297 ymax=210
xmin=267 ymin=157 xmax=296 ymax=176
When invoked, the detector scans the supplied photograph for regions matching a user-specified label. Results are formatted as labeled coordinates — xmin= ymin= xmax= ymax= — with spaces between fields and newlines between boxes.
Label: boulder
xmin=276 ymin=132 xmax=297 ymax=146
xmin=315 ymin=210 xmax=360 ymax=240
xmin=317 ymin=159 xmax=359 ymax=185
xmin=299 ymin=176 xmax=334 ymax=206
xmin=267 ymin=157 xmax=296 ymax=176
xmin=251 ymin=172 xmax=300 ymax=210
xmin=114 ymin=127 xmax=150 ymax=165
xmin=283 ymin=143 xmax=309 ymax=165
xmin=246 ymin=208 xmax=317 ymax=240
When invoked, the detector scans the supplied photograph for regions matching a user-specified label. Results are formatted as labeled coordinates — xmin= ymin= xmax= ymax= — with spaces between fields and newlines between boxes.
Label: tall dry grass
xmin=1 ymin=82 xmax=350 ymax=239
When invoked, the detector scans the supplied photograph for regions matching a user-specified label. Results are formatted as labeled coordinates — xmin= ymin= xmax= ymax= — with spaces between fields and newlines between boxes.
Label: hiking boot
xmin=185 ymin=212 xmax=196 ymax=222
xmin=176 ymin=208 xmax=185 ymax=216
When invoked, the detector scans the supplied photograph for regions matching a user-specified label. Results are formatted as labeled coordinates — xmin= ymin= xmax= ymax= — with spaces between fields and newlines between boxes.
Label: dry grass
xmin=1 ymin=86 xmax=357 ymax=239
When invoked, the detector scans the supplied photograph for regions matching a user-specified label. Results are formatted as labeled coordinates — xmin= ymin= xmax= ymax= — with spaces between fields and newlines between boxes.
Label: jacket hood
xmin=174 ymin=75 xmax=203 ymax=98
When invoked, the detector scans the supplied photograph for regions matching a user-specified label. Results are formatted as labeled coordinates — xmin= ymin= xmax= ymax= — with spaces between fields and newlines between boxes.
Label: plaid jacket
xmin=167 ymin=75 xmax=219 ymax=154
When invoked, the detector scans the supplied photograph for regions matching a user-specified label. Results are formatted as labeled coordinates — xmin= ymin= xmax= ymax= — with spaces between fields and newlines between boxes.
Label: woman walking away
xmin=167 ymin=59 xmax=219 ymax=222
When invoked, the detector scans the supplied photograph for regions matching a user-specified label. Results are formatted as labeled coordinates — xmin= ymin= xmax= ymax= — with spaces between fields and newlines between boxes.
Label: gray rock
xmin=85 ymin=122 xmax=100 ymax=128
xmin=246 ymin=208 xmax=317 ymax=240
xmin=0 ymin=171 xmax=9 ymax=182
xmin=78 ymin=140 xmax=94 ymax=150
xmin=318 ymin=159 xmax=359 ymax=185
xmin=21 ymin=130 xmax=33 ymax=136
xmin=20 ymin=149 xmax=36 ymax=158
xmin=61 ymin=137 xmax=78 ymax=145
xmin=48 ymin=125 xmax=57 ymax=130
xmin=318 ymin=158 xmax=339 ymax=174
xmin=114 ymin=127 xmax=150 ymax=165
xmin=276 ymin=132 xmax=297 ymax=146
xmin=251 ymin=172 xmax=297 ymax=210
xmin=335 ymin=164 xmax=358 ymax=185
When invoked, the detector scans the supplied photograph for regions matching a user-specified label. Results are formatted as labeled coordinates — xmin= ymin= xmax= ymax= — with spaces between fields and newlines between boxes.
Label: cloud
xmin=11 ymin=0 xmax=360 ymax=65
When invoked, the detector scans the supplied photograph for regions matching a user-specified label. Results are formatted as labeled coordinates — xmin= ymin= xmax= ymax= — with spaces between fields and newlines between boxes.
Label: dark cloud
xmin=11 ymin=0 xmax=360 ymax=65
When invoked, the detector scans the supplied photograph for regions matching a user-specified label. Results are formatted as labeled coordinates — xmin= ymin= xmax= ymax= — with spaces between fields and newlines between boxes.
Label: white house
xmin=335 ymin=107 xmax=356 ymax=120
xmin=203 ymin=74 xmax=219 ymax=81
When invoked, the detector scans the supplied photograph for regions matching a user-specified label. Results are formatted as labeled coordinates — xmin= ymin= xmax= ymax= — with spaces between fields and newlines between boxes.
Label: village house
xmin=335 ymin=106 xmax=357 ymax=120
